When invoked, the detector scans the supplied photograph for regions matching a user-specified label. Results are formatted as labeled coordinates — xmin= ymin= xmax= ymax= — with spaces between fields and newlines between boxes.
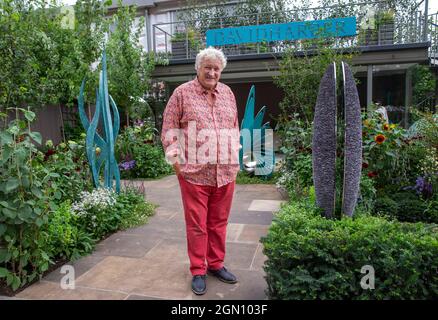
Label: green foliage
xmin=361 ymin=110 xmax=437 ymax=222
xmin=0 ymin=109 xmax=53 ymax=290
xmin=36 ymin=138 xmax=93 ymax=204
xmin=0 ymin=0 xmax=108 ymax=110
xmin=276 ymin=116 xmax=313 ymax=199
xmin=130 ymin=144 xmax=173 ymax=179
xmin=42 ymin=201 xmax=94 ymax=261
xmin=72 ymin=187 xmax=155 ymax=241
xmin=374 ymin=196 xmax=398 ymax=216
xmin=262 ymin=199 xmax=438 ymax=299
xmin=276 ymin=153 xmax=313 ymax=200
xmin=375 ymin=192 xmax=438 ymax=224
xmin=114 ymin=187 xmax=156 ymax=230
xmin=274 ymin=41 xmax=356 ymax=126
xmin=362 ymin=111 xmax=423 ymax=188
xmin=106 ymin=0 xmax=158 ymax=125
xmin=357 ymin=174 xmax=376 ymax=212
xmin=408 ymin=111 xmax=438 ymax=162
xmin=376 ymin=10 xmax=395 ymax=25
xmin=412 ymin=65 xmax=436 ymax=106
xmin=0 ymin=111 xmax=156 ymax=292
xmin=116 ymin=123 xmax=173 ymax=179
xmin=179 ymin=0 xmax=296 ymax=31
xmin=171 ymin=28 xmax=202 ymax=51
xmin=236 ymin=170 xmax=278 ymax=185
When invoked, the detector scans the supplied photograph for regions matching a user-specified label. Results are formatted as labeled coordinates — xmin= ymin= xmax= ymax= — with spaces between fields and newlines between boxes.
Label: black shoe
xmin=191 ymin=275 xmax=207 ymax=295
xmin=208 ymin=267 xmax=238 ymax=284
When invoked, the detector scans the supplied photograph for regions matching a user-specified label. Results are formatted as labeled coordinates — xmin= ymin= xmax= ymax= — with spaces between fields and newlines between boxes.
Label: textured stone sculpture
xmin=239 ymin=85 xmax=275 ymax=177
xmin=312 ymin=63 xmax=337 ymax=218
xmin=78 ymin=50 xmax=121 ymax=193
xmin=341 ymin=62 xmax=362 ymax=217
xmin=313 ymin=62 xmax=362 ymax=218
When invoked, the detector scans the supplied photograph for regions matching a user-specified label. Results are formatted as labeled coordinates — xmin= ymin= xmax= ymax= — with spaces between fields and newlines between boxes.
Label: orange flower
xmin=382 ymin=123 xmax=390 ymax=131
xmin=375 ymin=134 xmax=386 ymax=144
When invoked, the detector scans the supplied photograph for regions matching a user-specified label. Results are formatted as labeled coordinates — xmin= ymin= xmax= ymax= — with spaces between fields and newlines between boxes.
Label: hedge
xmin=262 ymin=201 xmax=438 ymax=299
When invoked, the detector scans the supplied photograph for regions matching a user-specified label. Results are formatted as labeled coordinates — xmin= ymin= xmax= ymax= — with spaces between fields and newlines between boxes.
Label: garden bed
xmin=0 ymin=257 xmax=67 ymax=297
xmin=262 ymin=199 xmax=438 ymax=299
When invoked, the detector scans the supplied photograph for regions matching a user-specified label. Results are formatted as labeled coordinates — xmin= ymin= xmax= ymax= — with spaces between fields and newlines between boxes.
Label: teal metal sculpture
xmin=78 ymin=50 xmax=121 ymax=193
xmin=239 ymin=85 xmax=275 ymax=177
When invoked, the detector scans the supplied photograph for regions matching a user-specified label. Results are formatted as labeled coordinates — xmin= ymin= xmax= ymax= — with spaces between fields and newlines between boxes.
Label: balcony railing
xmin=152 ymin=0 xmax=431 ymax=60
xmin=428 ymin=12 xmax=438 ymax=62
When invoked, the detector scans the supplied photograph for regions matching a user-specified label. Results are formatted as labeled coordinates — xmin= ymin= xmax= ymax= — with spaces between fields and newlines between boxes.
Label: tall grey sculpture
xmin=312 ymin=61 xmax=362 ymax=218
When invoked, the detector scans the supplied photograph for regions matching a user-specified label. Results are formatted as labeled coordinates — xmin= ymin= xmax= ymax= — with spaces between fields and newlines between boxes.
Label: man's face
xmin=197 ymin=57 xmax=222 ymax=90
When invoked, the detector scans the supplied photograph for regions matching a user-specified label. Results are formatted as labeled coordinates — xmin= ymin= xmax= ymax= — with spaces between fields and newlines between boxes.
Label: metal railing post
xmin=424 ymin=0 xmax=429 ymax=42
xmin=185 ymin=23 xmax=189 ymax=59
xmin=151 ymin=0 xmax=429 ymax=59
xmin=165 ymin=32 xmax=168 ymax=53
xmin=152 ymin=25 xmax=156 ymax=53
xmin=256 ymin=12 xmax=260 ymax=54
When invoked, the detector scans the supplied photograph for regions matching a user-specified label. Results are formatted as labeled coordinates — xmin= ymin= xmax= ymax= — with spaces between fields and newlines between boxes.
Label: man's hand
xmin=173 ymin=163 xmax=181 ymax=176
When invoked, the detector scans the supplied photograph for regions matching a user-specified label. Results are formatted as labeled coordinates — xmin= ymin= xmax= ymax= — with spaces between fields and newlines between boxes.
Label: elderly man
xmin=161 ymin=47 xmax=240 ymax=295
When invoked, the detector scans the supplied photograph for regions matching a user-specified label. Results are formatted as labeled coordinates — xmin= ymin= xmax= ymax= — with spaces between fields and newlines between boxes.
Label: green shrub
xmin=116 ymin=122 xmax=173 ymax=179
xmin=43 ymin=201 xmax=94 ymax=261
xmin=373 ymin=192 xmax=438 ymax=224
xmin=71 ymin=188 xmax=118 ymax=240
xmin=391 ymin=192 xmax=428 ymax=221
xmin=0 ymin=111 xmax=53 ymax=291
xmin=262 ymin=200 xmax=438 ymax=299
xmin=128 ymin=144 xmax=173 ymax=179
xmin=357 ymin=174 xmax=376 ymax=212
xmin=112 ymin=187 xmax=156 ymax=230
xmin=374 ymin=196 xmax=398 ymax=216
xmin=72 ymin=187 xmax=156 ymax=241
xmin=236 ymin=170 xmax=278 ymax=185
xmin=37 ymin=138 xmax=93 ymax=204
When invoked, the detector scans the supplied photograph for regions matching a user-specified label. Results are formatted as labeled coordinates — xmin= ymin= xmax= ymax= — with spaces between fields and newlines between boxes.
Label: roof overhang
xmin=152 ymin=42 xmax=430 ymax=83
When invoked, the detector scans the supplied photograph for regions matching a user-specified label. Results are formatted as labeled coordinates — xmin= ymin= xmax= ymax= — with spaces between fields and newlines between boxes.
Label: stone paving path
xmin=6 ymin=175 xmax=286 ymax=300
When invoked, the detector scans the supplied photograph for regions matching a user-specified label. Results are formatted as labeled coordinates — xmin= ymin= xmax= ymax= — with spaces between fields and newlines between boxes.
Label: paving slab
xmin=248 ymin=200 xmax=286 ymax=212
xmin=9 ymin=175 xmax=285 ymax=300
xmin=75 ymin=256 xmax=193 ymax=300
xmin=229 ymin=210 xmax=274 ymax=225
xmin=15 ymin=281 xmax=128 ymax=300
xmin=93 ymin=233 xmax=162 ymax=258
xmin=43 ymin=254 xmax=106 ymax=283
xmin=196 ymin=269 xmax=268 ymax=300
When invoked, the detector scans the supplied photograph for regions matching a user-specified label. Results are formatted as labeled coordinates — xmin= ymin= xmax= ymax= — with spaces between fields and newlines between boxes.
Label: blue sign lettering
xmin=206 ymin=17 xmax=357 ymax=46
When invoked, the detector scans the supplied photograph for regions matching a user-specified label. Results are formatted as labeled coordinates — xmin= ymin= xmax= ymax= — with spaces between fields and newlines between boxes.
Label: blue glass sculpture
xmin=78 ymin=50 xmax=121 ymax=193
xmin=239 ymin=85 xmax=275 ymax=177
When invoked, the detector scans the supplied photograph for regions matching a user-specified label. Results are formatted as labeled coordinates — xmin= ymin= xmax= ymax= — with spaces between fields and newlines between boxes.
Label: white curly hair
xmin=195 ymin=47 xmax=227 ymax=71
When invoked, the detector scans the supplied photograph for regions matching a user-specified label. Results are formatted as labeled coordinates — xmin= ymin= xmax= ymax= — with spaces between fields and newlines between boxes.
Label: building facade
xmin=107 ymin=0 xmax=437 ymax=128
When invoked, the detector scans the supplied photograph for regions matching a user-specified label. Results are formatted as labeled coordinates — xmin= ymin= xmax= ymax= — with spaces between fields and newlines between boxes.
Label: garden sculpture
xmin=312 ymin=62 xmax=362 ymax=217
xmin=78 ymin=50 xmax=121 ymax=193
xmin=239 ymin=85 xmax=275 ymax=177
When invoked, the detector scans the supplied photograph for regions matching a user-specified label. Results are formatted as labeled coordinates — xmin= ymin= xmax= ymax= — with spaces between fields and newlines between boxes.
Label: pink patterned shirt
xmin=161 ymin=77 xmax=240 ymax=187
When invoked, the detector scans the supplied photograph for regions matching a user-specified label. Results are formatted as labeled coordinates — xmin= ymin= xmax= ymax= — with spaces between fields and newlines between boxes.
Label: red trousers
xmin=177 ymin=175 xmax=235 ymax=276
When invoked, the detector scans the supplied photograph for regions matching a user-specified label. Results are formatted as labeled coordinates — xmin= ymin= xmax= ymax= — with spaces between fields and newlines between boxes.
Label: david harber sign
xmin=206 ymin=16 xmax=357 ymax=46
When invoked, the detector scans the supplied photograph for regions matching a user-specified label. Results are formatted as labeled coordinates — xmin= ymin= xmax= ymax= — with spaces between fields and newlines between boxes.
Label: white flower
xmin=71 ymin=188 xmax=116 ymax=217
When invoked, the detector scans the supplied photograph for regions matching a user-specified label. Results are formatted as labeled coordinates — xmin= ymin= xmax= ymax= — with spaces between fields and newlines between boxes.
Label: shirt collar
xmin=194 ymin=77 xmax=219 ymax=95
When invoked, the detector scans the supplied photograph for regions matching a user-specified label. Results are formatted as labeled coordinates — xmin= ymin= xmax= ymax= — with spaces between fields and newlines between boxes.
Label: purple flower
xmin=134 ymin=119 xmax=144 ymax=127
xmin=119 ymin=160 xmax=136 ymax=171
xmin=405 ymin=176 xmax=433 ymax=199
